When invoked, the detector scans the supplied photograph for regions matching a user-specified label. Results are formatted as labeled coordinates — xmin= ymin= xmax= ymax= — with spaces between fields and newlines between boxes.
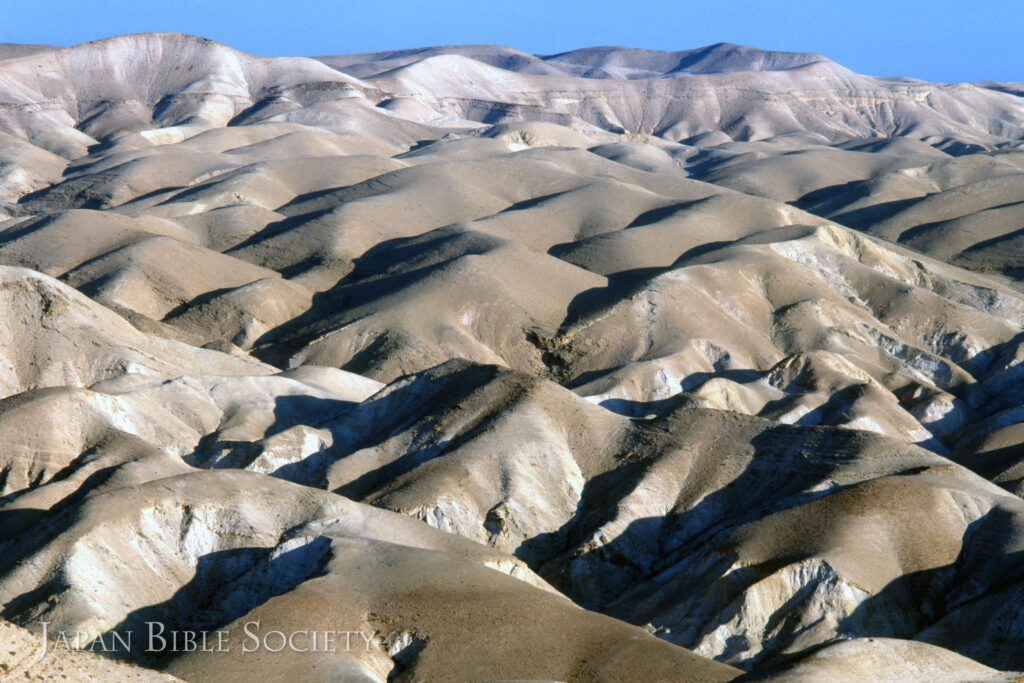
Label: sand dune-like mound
xmin=3 ymin=32 xmax=1024 ymax=681
xmin=746 ymin=638 xmax=1020 ymax=682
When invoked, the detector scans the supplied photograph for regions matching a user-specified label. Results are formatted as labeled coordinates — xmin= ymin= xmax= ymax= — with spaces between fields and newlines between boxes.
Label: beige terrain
xmin=1 ymin=32 xmax=1024 ymax=681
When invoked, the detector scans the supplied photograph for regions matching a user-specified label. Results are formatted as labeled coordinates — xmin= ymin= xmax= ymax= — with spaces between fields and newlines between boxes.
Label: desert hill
xmin=1 ymin=32 xmax=1024 ymax=681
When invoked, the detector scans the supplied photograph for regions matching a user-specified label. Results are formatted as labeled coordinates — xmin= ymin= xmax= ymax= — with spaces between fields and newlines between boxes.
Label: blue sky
xmin=3 ymin=0 xmax=1022 ymax=82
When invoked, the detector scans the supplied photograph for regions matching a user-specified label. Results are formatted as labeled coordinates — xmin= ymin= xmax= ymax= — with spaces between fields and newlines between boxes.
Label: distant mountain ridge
xmin=0 ymin=33 xmax=1021 ymax=152
xmin=317 ymin=41 xmax=832 ymax=80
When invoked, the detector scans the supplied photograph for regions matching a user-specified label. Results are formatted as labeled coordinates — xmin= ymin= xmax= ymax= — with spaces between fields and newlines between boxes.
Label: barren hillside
xmin=1 ymin=33 xmax=1024 ymax=681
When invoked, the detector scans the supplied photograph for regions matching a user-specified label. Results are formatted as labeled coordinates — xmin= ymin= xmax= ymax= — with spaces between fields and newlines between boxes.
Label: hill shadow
xmin=516 ymin=415 xmax=866 ymax=609
xmin=98 ymin=536 xmax=332 ymax=665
